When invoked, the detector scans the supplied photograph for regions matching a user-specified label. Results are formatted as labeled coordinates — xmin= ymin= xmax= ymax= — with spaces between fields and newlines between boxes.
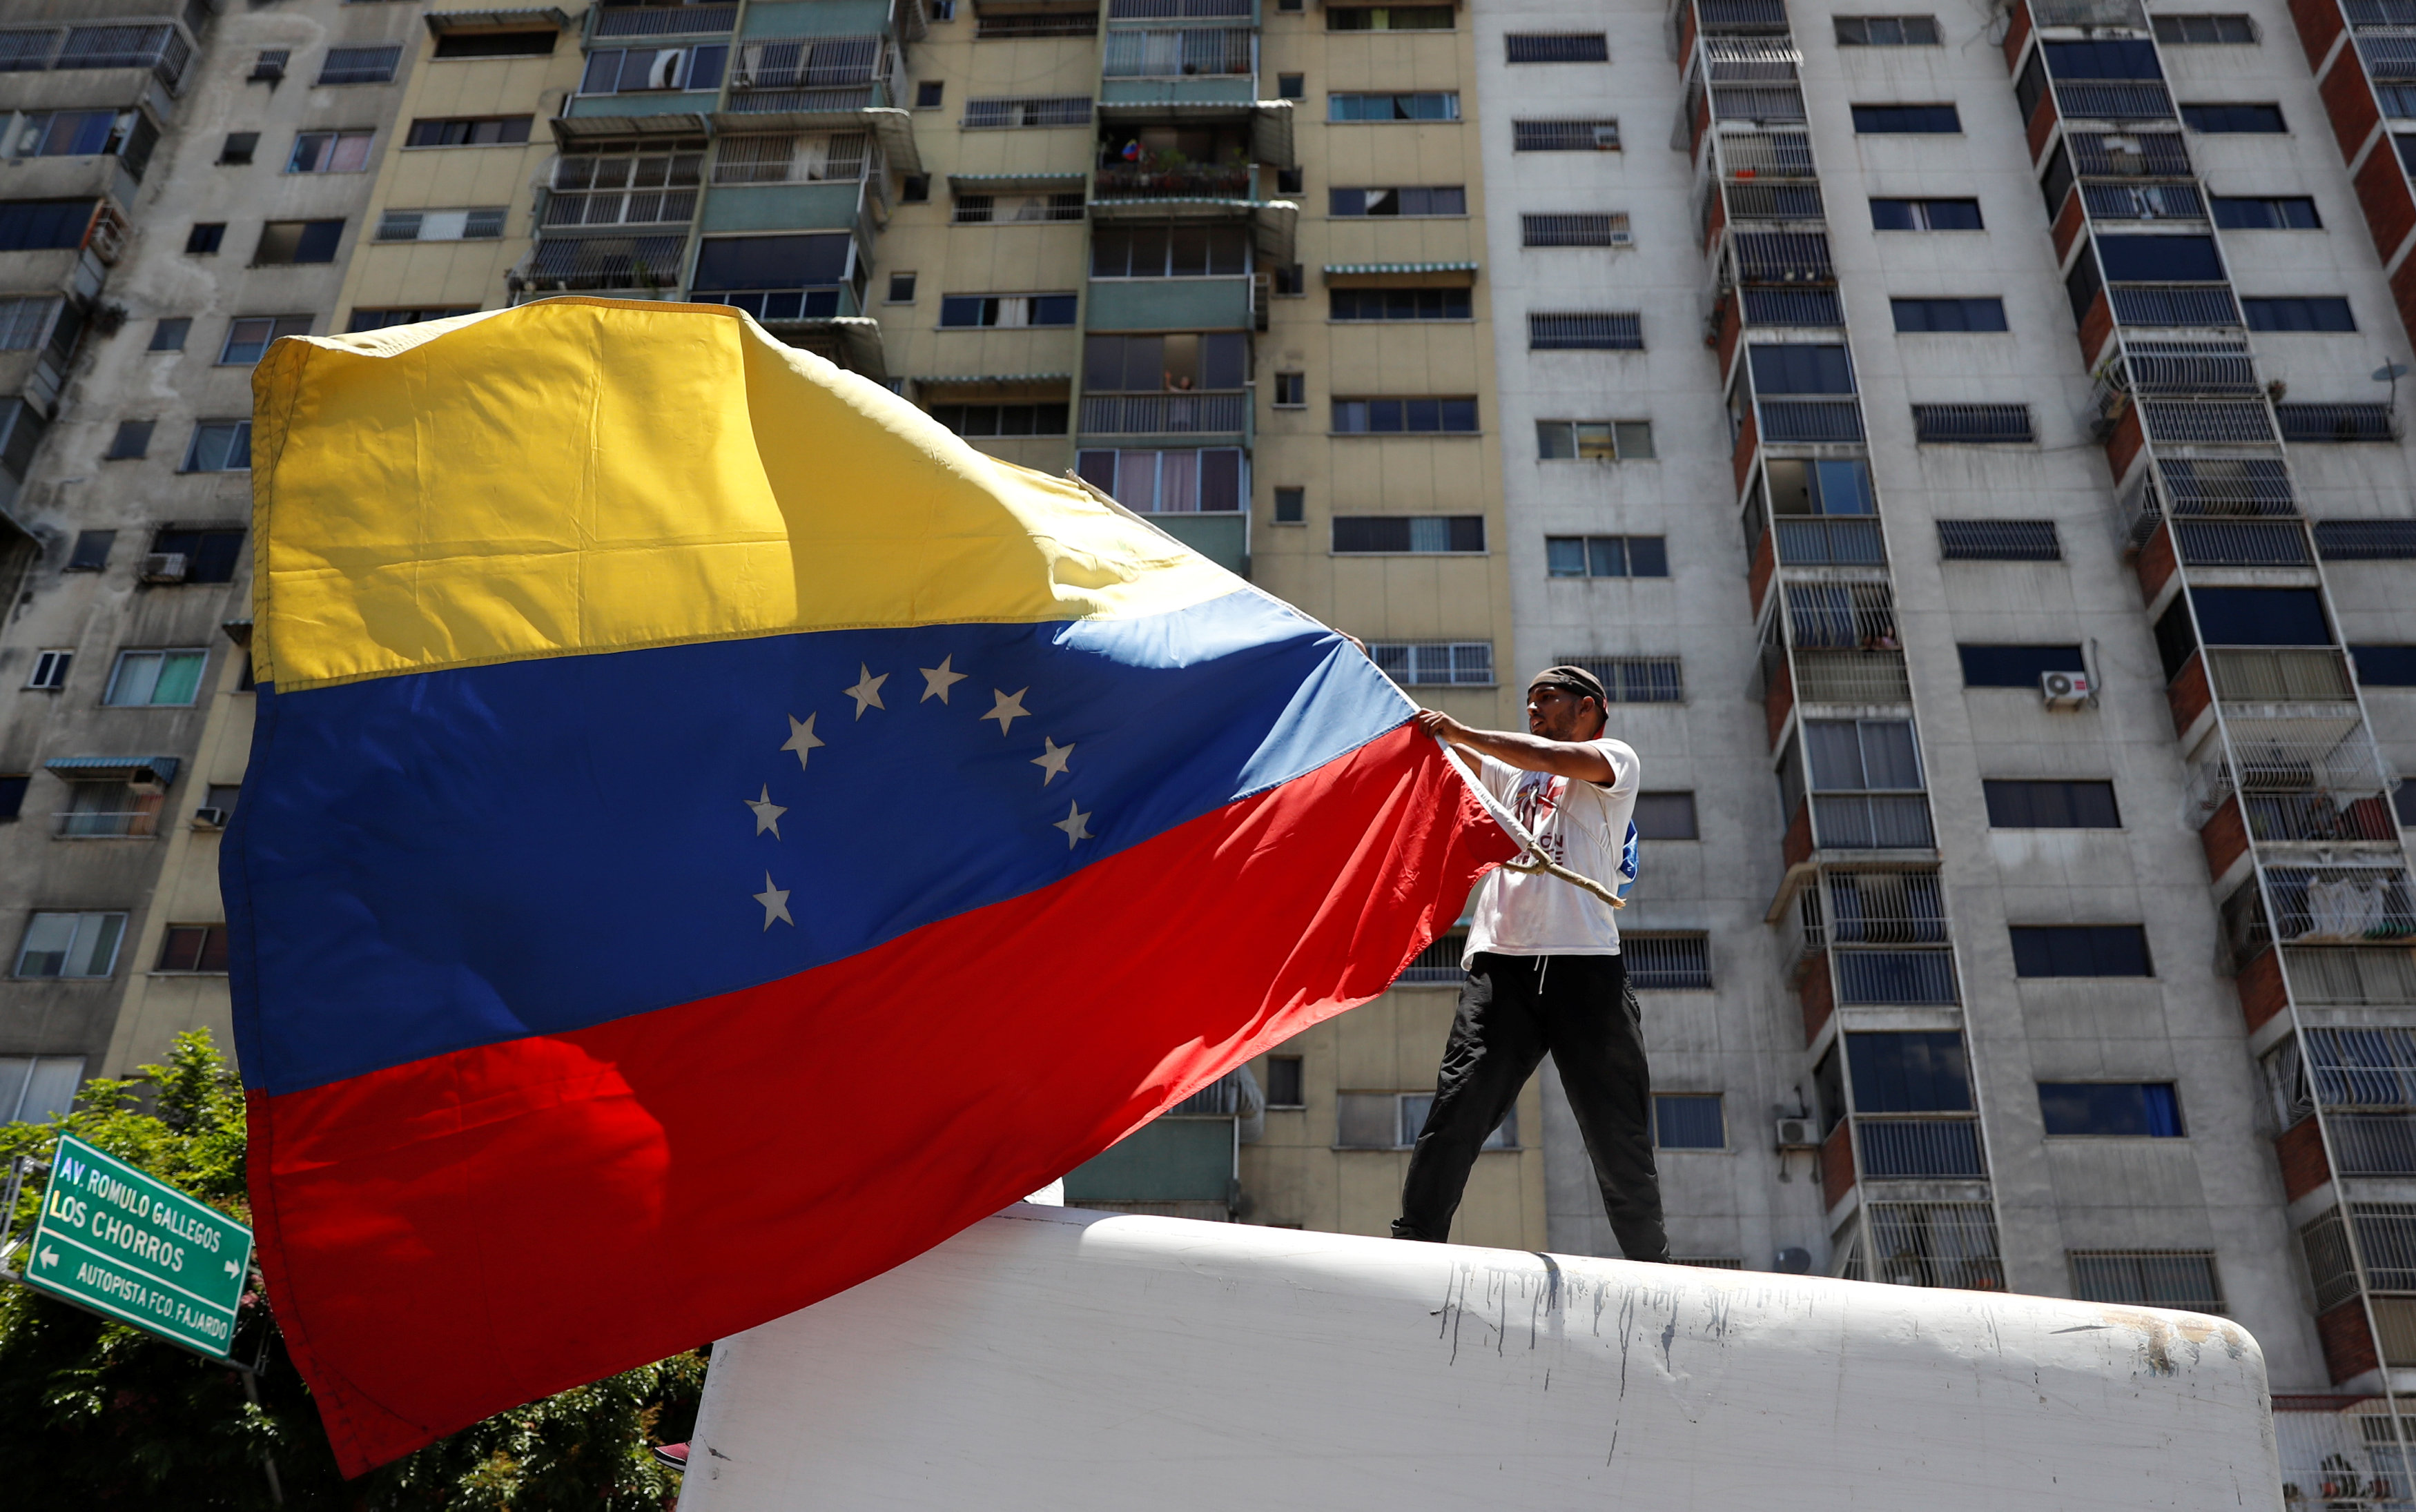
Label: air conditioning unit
xmin=191 ymin=806 xmax=227 ymax=829
xmin=1775 ymin=1115 xmax=1819 ymax=1150
xmin=139 ymin=551 xmax=188 ymax=584
xmin=2040 ymin=669 xmax=2093 ymax=706
xmin=1592 ymin=124 xmax=1621 ymax=149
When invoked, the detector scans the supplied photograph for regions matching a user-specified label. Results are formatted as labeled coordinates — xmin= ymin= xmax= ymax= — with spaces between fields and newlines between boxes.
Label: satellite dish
xmin=2375 ymin=362 xmax=2410 ymax=382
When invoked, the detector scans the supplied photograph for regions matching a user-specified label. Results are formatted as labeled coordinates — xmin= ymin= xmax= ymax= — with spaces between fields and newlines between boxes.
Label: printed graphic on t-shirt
xmin=1511 ymin=772 xmax=1568 ymax=863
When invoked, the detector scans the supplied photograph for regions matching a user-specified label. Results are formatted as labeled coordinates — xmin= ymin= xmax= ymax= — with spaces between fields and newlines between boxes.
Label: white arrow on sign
xmin=224 ymin=1259 xmax=240 ymax=1278
xmin=39 ymin=1246 xmax=58 ymax=1268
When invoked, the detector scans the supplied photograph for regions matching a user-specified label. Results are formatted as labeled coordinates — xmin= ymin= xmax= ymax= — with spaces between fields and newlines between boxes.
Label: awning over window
xmin=424 ymin=8 xmax=568 ymax=35
xmin=46 ymin=755 xmax=179 ymax=787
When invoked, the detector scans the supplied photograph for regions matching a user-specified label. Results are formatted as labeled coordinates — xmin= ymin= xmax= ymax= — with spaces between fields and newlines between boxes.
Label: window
xmin=250 ymin=49 xmax=289 ymax=81
xmin=288 ymin=130 xmax=373 ymax=173
xmin=2316 ymin=520 xmax=2416 ymax=559
xmin=899 ymin=175 xmax=931 ymax=203
xmin=1984 ymin=779 xmax=2120 ymax=828
xmin=0 ymin=199 xmax=102 ymax=252
xmin=1276 ymin=167 xmax=1303 ymax=193
xmin=2069 ymin=1251 xmax=2225 ymax=1314
xmin=2039 ymin=1082 xmax=2183 ymax=1136
xmin=10 ymin=110 xmax=149 ymax=166
xmin=2278 ymin=402 xmax=2395 ymax=440
xmin=1274 ymin=487 xmax=1305 ymax=523
xmin=0 ymin=774 xmax=21 ymax=818
xmin=218 ymin=132 xmax=257 ymax=165
xmin=1847 ymin=1031 xmax=1971 ymax=1112
xmin=953 ymin=192 xmax=1083 ymax=224
xmin=580 ymin=46 xmax=728 ymax=95
xmin=1748 ymin=343 xmax=1853 ymax=393
xmin=1329 ymin=186 xmax=1465 ymax=217
xmin=1367 ymin=642 xmax=1492 ymax=686
xmin=1536 ymin=420 xmax=1655 ymax=459
xmin=1273 ymin=262 xmax=1305 ymax=295
xmin=1803 ymin=718 xmax=1922 ymax=791
xmin=1506 ymin=32 xmax=1608 ymax=61
xmin=1088 ymin=335 xmax=1247 ymax=400
xmin=1653 ymin=1094 xmax=1725 ymax=1148
xmin=217 ymin=315 xmax=311 ymax=365
xmin=2212 ymin=195 xmax=2319 ymax=229
xmin=914 ymin=80 xmax=944 ymax=109
xmin=433 ymin=29 xmax=556 ymax=58
xmin=1891 ymin=297 xmax=2007 ymax=332
xmin=150 ymin=528 xmax=246 ymax=585
xmin=0 ymin=1056 xmax=84 ymax=1121
xmin=2154 ymin=12 xmax=2257 ymax=41
xmin=1327 ymin=5 xmax=1454 ymax=28
xmin=185 ymin=222 xmax=224 ymax=255
xmin=1512 ymin=119 xmax=1619 ymax=150
xmin=182 ymin=422 xmax=252 ymax=473
xmin=1634 ymin=792 xmax=1697 ymax=840
xmin=932 ymin=0 xmax=957 ymax=18
xmin=2010 ymin=924 xmax=2153 ymax=977
xmin=1555 ymin=655 xmax=1684 ymax=703
xmin=15 ymin=912 xmax=126 ymax=979
xmin=1938 ymin=519 xmax=2058 ymax=560
xmin=155 ymin=923 xmax=230 ymax=973
xmin=376 ymin=208 xmax=504 ymax=242
xmin=1273 ymin=372 xmax=1305 ymax=406
xmin=1277 ymin=72 xmax=1305 ymax=99
xmin=204 ymin=783 xmax=241 ymax=818
xmin=65 ymin=530 xmax=112 ymax=571
xmin=1328 ymin=287 xmax=1471 ymax=321
xmin=1331 ymin=516 xmax=1483 ymax=553
xmin=1091 ymin=224 xmax=1249 ymax=276
xmin=961 ymin=97 xmax=1092 ymax=128
xmin=1835 ymin=14 xmax=1940 ymax=43
xmin=1529 ymin=312 xmax=1642 ymax=349
xmin=1265 ymin=1055 xmax=1304 ymax=1108
xmin=1074 ymin=449 xmax=1245 ymax=512
xmin=1852 ymin=104 xmax=1961 ymax=132
xmin=1913 ymin=404 xmax=2034 ymax=443
xmin=1336 ymin=1092 xmax=1514 ymax=1149
xmin=1332 ymin=397 xmax=1477 ymax=433
xmin=104 ymin=648 xmax=207 ymax=707
xmin=254 ymin=219 xmax=344 ymax=264
xmin=2182 ymin=102 xmax=2285 ymax=132
xmin=1870 ymin=197 xmax=1983 ymax=230
xmin=148 ymin=317 xmax=189 ymax=353
xmin=1546 ymin=536 xmax=1668 ymax=578
xmin=2354 ymin=645 xmax=2416 ymax=686
xmin=1958 ymin=643 xmax=2085 ymax=687
xmin=927 ymin=402 xmax=1068 ymax=437
xmin=0 ymin=295 xmax=59 ymax=353
xmin=104 ymin=420 xmax=152 ymax=461
xmin=406 ymin=115 xmax=534 ymax=148
xmin=27 ymin=650 xmax=70 ymax=689
xmin=886 ymin=273 xmax=917 ymax=304
xmin=317 ymin=44 xmax=401 ymax=84
xmin=938 ymin=293 xmax=1078 ymax=327
xmin=2242 ymin=296 xmax=2355 ymax=332
xmin=2191 ymin=586 xmax=2330 ymax=645
xmin=347 ymin=307 xmax=476 ymax=333
xmin=1328 ymin=92 xmax=1458 ymax=121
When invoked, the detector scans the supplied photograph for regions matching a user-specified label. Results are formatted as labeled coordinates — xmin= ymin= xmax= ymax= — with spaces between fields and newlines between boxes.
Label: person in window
xmin=1394 ymin=666 xmax=1668 ymax=1263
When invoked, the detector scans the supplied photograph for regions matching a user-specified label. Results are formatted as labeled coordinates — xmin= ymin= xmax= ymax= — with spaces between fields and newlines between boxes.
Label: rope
xmin=1435 ymin=740 xmax=1626 ymax=910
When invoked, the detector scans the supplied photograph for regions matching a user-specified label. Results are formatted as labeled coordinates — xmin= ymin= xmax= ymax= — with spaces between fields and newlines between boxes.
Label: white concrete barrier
xmin=676 ymin=1204 xmax=2279 ymax=1510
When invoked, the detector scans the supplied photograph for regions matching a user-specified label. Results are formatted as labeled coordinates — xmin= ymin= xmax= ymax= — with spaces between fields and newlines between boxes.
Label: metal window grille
xmin=2069 ymin=130 xmax=2192 ymax=176
xmin=317 ymin=44 xmax=401 ymax=85
xmin=1788 ymin=649 xmax=1912 ymax=703
xmin=1740 ymin=288 xmax=1843 ymax=325
xmin=1856 ymin=1117 xmax=1985 ymax=1178
xmin=1731 ymin=230 xmax=1833 ymax=282
xmin=2349 ymin=0 xmax=2416 ymax=23
xmin=1397 ymin=930 xmax=1468 ymax=984
xmin=978 ymin=10 xmax=1101 ymax=35
xmin=2140 ymin=397 xmax=2273 ymax=444
xmin=1528 ymin=311 xmax=1642 ymax=349
xmin=712 ymin=133 xmax=868 ymax=186
xmin=1506 ymin=31 xmax=1609 ymax=61
xmin=733 ymin=37 xmax=885 ymax=89
xmin=59 ymin=23 xmax=185 ymax=74
xmin=1167 ymin=1068 xmax=1251 ymax=1116
xmin=2286 ymin=948 xmax=2416 ymax=1006
xmin=524 ymin=233 xmax=688 ymax=290
xmin=1521 ymin=213 xmax=1630 ymax=247
xmin=2052 ymin=79 xmax=2175 ymax=120
xmin=1756 ymin=398 xmax=1864 ymax=442
xmin=1102 ymin=28 xmax=1254 ymax=77
xmin=2081 ymin=181 xmax=2205 ymax=220
xmin=1773 ymin=518 xmax=1887 ymax=567
xmin=2118 ymin=342 xmax=2259 ymax=393
xmin=1715 ymin=129 xmax=1815 ymax=176
xmin=1512 ymin=118 xmax=1619 ymax=150
xmin=2156 ymin=456 xmax=2294 ymax=513
xmin=1822 ymin=871 xmax=1949 ymax=944
xmin=2174 ymin=519 xmax=2310 ymax=566
xmin=1624 ymin=934 xmax=1712 ymax=990
xmin=2033 ymin=0 xmax=2148 ymax=23
xmin=1711 ymin=84 xmax=1809 ymax=121
xmin=1554 ymin=654 xmax=1684 ymax=703
xmin=1723 ymin=181 xmax=1824 ymax=220
xmin=1672 ymin=1256 xmax=1744 ymax=1268
xmin=2107 ymin=284 xmax=2240 ymax=326
xmin=2315 ymin=520 xmax=2416 ymax=559
xmin=596 ymin=5 xmax=739 ymax=35
xmin=1912 ymin=404 xmax=2034 ymax=443
xmin=0 ymin=30 xmax=61 ymax=72
xmin=1833 ymin=949 xmax=1959 ymax=1003
xmin=2067 ymin=1251 xmax=2226 ymax=1313
xmin=1368 ymin=641 xmax=1494 ymax=686
xmin=2299 ymin=1206 xmax=2360 ymax=1310
xmin=2279 ymin=402 xmax=2399 ymax=442
xmin=1696 ymin=0 xmax=1792 ymax=28
xmin=1860 ymin=1201 xmax=2003 ymax=1290
xmin=962 ymin=96 xmax=1093 ymax=128
xmin=1937 ymin=520 xmax=2060 ymax=560
xmin=1809 ymin=794 xmax=1936 ymax=850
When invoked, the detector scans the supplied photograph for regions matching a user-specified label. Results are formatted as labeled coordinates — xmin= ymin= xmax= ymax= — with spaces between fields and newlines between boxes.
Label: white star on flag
xmin=1053 ymin=801 xmax=1093 ymax=850
xmin=754 ymin=873 xmax=794 ymax=930
xmin=919 ymin=656 xmax=968 ymax=703
xmin=781 ymin=713 xmax=824 ymax=770
xmin=745 ymin=784 xmax=787 ymax=838
xmin=982 ymin=687 xmax=1029 ymax=734
xmin=1032 ymin=737 xmax=1074 ymax=786
xmin=846 ymin=665 xmax=888 ymax=718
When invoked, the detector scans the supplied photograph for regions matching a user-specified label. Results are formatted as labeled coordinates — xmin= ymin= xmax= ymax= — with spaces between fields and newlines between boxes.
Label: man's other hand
xmin=1414 ymin=709 xmax=1472 ymax=745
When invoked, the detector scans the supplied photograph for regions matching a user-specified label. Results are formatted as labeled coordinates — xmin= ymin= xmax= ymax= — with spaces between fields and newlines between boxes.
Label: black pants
xmin=1393 ymin=952 xmax=1669 ymax=1264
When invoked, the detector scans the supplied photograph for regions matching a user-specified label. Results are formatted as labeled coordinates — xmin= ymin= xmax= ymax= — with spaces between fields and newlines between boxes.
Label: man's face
xmin=1526 ymin=685 xmax=1601 ymax=742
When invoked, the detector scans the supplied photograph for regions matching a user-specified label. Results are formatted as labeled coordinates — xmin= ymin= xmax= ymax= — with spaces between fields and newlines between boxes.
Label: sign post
xmin=17 ymin=1134 xmax=253 ymax=1358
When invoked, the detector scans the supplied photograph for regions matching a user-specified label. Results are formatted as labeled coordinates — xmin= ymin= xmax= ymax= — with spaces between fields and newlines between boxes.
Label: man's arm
xmin=1413 ymin=709 xmax=1614 ymax=783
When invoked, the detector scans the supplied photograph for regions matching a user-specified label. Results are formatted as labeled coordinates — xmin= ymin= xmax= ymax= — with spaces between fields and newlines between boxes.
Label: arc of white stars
xmin=982 ymin=687 xmax=1029 ymax=735
xmin=781 ymin=713 xmax=824 ymax=771
xmin=754 ymin=872 xmax=794 ymax=930
xmin=919 ymin=656 xmax=967 ymax=703
xmin=1032 ymin=736 xmax=1074 ymax=786
xmin=745 ymin=784 xmax=787 ymax=838
xmin=1053 ymin=801 xmax=1093 ymax=850
xmin=846 ymin=665 xmax=888 ymax=719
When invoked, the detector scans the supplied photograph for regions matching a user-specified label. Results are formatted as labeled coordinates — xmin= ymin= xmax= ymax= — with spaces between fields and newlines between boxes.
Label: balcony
xmin=2332 ymin=1115 xmax=2416 ymax=1177
xmin=2109 ymin=285 xmax=2241 ymax=328
xmin=1859 ymin=1201 xmax=2004 ymax=1290
xmin=1757 ymin=398 xmax=1863 ymax=442
xmin=1773 ymin=517 xmax=1886 ymax=566
xmin=1740 ymin=288 xmax=1844 ymax=326
xmin=1811 ymin=793 xmax=1936 ymax=850
xmin=1835 ymin=948 xmax=1960 ymax=1003
xmin=2172 ymin=518 xmax=2309 ymax=567
xmin=1101 ymin=28 xmax=1254 ymax=77
xmin=2052 ymin=80 xmax=2174 ymax=121
xmin=1722 ymin=181 xmax=1824 ymax=224
xmin=1695 ymin=0 xmax=1794 ymax=32
xmin=1857 ymin=1117 xmax=1986 ymax=1179
xmin=2139 ymin=397 xmax=2274 ymax=444
xmin=2279 ymin=403 xmax=2401 ymax=443
xmin=2081 ymin=181 xmax=2205 ymax=222
xmin=2208 ymin=647 xmax=2357 ymax=704
xmin=2265 ymin=865 xmax=2416 ymax=944
xmin=2156 ymin=456 xmax=2295 ymax=515
xmin=1791 ymin=649 xmax=1911 ymax=704
xmin=1715 ymin=128 xmax=1815 ymax=177
xmin=2029 ymin=0 xmax=2147 ymax=24
xmin=594 ymin=4 xmax=738 ymax=35
xmin=2242 ymin=792 xmax=2401 ymax=845
xmin=1078 ymin=391 xmax=1247 ymax=434
xmin=1710 ymin=84 xmax=1808 ymax=123
xmin=1093 ymin=161 xmax=1253 ymax=199
xmin=2069 ymin=131 xmax=2192 ymax=177
xmin=2117 ymin=346 xmax=2257 ymax=394
xmin=2355 ymin=32 xmax=2416 ymax=78
xmin=1731 ymin=230 xmax=1833 ymax=284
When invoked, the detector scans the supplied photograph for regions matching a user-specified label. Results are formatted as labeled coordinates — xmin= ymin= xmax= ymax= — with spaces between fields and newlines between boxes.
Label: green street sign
xmin=19 ymin=1134 xmax=253 ymax=1358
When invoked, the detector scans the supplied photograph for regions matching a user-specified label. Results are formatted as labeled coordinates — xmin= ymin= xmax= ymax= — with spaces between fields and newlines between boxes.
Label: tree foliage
xmin=0 ymin=1031 xmax=703 ymax=1509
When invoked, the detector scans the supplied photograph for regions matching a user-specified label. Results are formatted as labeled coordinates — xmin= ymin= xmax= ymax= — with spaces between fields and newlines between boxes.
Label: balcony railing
xmin=2081 ymin=181 xmax=2205 ymax=222
xmin=2070 ymin=131 xmax=2192 ymax=177
xmin=1111 ymin=0 xmax=1253 ymax=14
xmin=543 ymin=189 xmax=699 ymax=227
xmin=2335 ymin=1115 xmax=2416 ymax=1176
xmin=732 ymin=37 xmax=888 ymax=90
xmin=2118 ymin=346 xmax=2257 ymax=393
xmin=1858 ymin=1117 xmax=1986 ymax=1178
xmin=2266 ymin=865 xmax=2416 ymax=944
xmin=1723 ymin=181 xmax=1824 ymax=222
xmin=1102 ymin=28 xmax=1254 ymax=77
xmin=1782 ymin=584 xmax=1898 ymax=649
xmin=1741 ymin=288 xmax=1844 ymax=326
xmin=2156 ymin=456 xmax=2295 ymax=514
xmin=1093 ymin=162 xmax=1253 ymax=199
xmin=2208 ymin=647 xmax=2357 ymax=703
xmin=1774 ymin=517 xmax=1887 ymax=565
xmin=54 ymin=809 xmax=159 ymax=838
xmin=2357 ymin=32 xmax=2416 ymax=79
xmin=1731 ymin=230 xmax=1833 ymax=284
xmin=725 ymin=86 xmax=885 ymax=113
xmin=1835 ymin=949 xmax=1960 ymax=1003
xmin=1791 ymin=649 xmax=1912 ymax=704
xmin=595 ymin=4 xmax=739 ymax=35
xmin=1715 ymin=129 xmax=1815 ymax=177
xmin=1757 ymin=398 xmax=1863 ymax=442
xmin=1711 ymin=84 xmax=1808 ymax=121
xmin=2172 ymin=518 xmax=2309 ymax=567
xmin=2140 ymin=397 xmax=2274 ymax=444
xmin=2243 ymin=791 xmax=2401 ymax=844
xmin=1695 ymin=0 xmax=1794 ymax=31
xmin=2109 ymin=285 xmax=2241 ymax=327
xmin=2030 ymin=0 xmax=2148 ymax=25
xmin=2053 ymin=80 xmax=2174 ymax=120
xmin=2199 ymin=717 xmax=2394 ymax=801
xmin=1860 ymin=1201 xmax=2005 ymax=1291
xmin=1811 ymin=794 xmax=1935 ymax=850
xmin=1168 ymin=1068 xmax=1255 ymax=1116
xmin=1080 ymin=392 xmax=1249 ymax=434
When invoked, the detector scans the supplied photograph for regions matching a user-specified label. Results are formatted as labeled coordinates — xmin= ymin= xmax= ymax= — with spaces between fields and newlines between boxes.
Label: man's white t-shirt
xmin=1462 ymin=738 xmax=1641 ymax=964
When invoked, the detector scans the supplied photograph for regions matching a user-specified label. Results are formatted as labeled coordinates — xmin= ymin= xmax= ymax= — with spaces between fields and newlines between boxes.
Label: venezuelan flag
xmin=228 ymin=300 xmax=1514 ymax=1472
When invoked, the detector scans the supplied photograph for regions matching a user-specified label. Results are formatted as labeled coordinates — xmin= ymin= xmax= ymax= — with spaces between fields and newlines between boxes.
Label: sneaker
xmin=652 ymin=1442 xmax=690 ymax=1469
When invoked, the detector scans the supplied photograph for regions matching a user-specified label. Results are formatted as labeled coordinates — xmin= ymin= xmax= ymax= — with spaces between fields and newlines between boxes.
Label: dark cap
xmin=1528 ymin=664 xmax=1610 ymax=709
